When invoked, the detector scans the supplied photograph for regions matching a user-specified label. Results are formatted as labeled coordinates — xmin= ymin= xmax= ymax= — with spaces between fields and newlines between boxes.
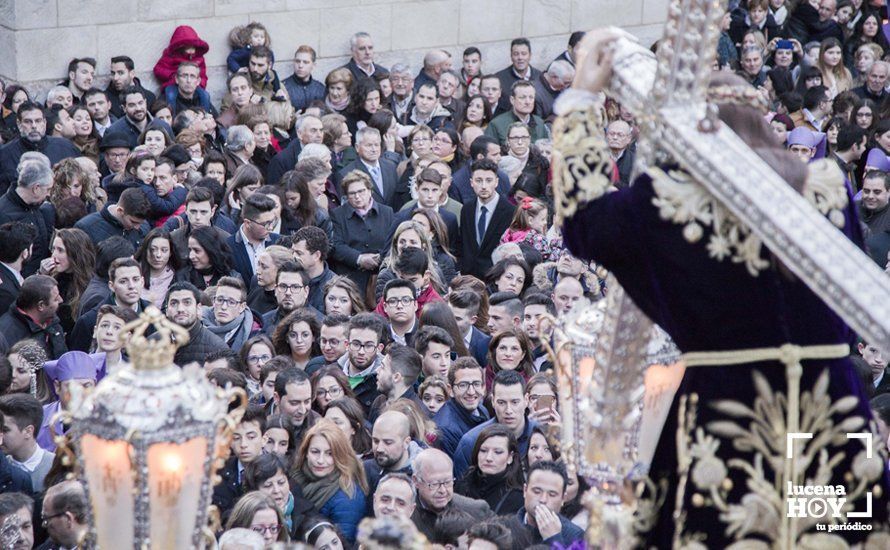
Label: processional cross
xmin=573 ymin=0 xmax=890 ymax=544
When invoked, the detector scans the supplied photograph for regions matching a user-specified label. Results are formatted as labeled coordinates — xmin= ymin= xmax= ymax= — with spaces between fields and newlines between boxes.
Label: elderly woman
xmin=223 ymin=124 xmax=256 ymax=179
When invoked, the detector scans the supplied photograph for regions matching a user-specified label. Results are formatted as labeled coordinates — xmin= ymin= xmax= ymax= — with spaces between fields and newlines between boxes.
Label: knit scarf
xmin=283 ymin=492 xmax=295 ymax=531
xmin=325 ymin=95 xmax=349 ymax=112
xmin=291 ymin=462 xmax=345 ymax=510
xmin=201 ymin=308 xmax=252 ymax=351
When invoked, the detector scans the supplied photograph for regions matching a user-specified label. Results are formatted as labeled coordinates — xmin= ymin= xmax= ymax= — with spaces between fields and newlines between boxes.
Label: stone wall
xmin=0 ymin=0 xmax=669 ymax=101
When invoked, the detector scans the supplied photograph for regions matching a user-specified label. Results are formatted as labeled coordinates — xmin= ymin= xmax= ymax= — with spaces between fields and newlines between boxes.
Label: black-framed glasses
xmin=42 ymin=512 xmax=66 ymax=527
xmin=385 ymin=297 xmax=415 ymax=308
xmin=251 ymin=524 xmax=280 ymax=535
xmin=453 ymin=380 xmax=483 ymax=392
xmin=213 ymin=296 xmax=243 ymax=308
xmin=349 ymin=340 xmax=378 ymax=351
xmin=276 ymin=283 xmax=305 ymax=294
xmin=316 ymin=386 xmax=344 ymax=398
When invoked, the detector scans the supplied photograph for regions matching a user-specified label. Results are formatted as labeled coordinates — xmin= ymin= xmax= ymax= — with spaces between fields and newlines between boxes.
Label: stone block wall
xmin=0 ymin=0 xmax=669 ymax=102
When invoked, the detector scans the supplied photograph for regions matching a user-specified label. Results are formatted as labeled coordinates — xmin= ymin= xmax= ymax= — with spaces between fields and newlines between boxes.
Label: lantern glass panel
xmin=80 ymin=435 xmax=135 ymax=549
xmin=148 ymin=438 xmax=209 ymax=549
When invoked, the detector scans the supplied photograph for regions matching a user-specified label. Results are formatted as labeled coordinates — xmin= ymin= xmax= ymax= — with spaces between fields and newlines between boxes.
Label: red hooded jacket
xmin=154 ymin=25 xmax=209 ymax=89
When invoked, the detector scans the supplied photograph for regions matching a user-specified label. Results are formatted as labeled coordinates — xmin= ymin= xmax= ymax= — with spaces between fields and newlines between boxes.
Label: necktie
xmin=477 ymin=205 xmax=488 ymax=245
xmin=370 ymin=165 xmax=384 ymax=196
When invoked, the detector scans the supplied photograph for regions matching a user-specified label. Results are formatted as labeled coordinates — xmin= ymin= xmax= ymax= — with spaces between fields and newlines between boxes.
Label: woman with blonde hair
xmin=291 ymin=420 xmax=368 ymax=543
xmin=384 ymin=398 xmax=439 ymax=448
xmin=224 ymin=491 xmax=289 ymax=546
xmin=816 ymin=37 xmax=853 ymax=99
xmin=374 ymin=220 xmax=449 ymax=301
xmin=247 ymin=245 xmax=294 ymax=314
xmin=50 ymin=158 xmax=99 ymax=214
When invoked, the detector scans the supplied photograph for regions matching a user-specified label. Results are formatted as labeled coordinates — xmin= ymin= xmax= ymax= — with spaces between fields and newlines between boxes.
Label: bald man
xmin=41 ymin=480 xmax=89 ymax=549
xmin=416 ymin=50 xmax=451 ymax=93
xmin=410 ymin=448 xmax=492 ymax=540
xmin=363 ymin=410 xmax=418 ymax=497
xmin=606 ymin=120 xmax=635 ymax=188
xmin=552 ymin=276 xmax=584 ymax=314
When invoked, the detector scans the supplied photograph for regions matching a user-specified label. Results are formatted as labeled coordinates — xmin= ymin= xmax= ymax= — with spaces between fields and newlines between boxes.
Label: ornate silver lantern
xmin=61 ymin=307 xmax=246 ymax=549
xmin=544 ymin=296 xmax=683 ymax=545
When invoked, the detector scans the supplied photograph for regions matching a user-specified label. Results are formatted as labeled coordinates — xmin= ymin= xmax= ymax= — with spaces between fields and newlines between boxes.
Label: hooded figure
xmin=787 ymin=126 xmax=827 ymax=160
xmin=154 ymin=25 xmax=210 ymax=89
xmin=37 ymin=351 xmax=104 ymax=452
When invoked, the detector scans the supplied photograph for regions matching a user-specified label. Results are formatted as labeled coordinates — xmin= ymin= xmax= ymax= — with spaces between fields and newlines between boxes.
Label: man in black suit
xmin=330 ymin=171 xmax=394 ymax=297
xmin=336 ymin=127 xmax=403 ymax=209
xmin=226 ymin=194 xmax=280 ymax=291
xmin=342 ymin=32 xmax=388 ymax=80
xmin=458 ymin=159 xmax=516 ymax=278
xmin=494 ymin=38 xmax=542 ymax=113
xmin=859 ymin=340 xmax=890 ymax=396
xmin=0 ymin=222 xmax=36 ymax=315
xmin=448 ymin=288 xmax=491 ymax=368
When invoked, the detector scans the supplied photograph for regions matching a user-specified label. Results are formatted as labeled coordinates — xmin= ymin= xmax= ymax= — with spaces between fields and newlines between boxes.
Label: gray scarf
xmin=201 ymin=308 xmax=253 ymax=351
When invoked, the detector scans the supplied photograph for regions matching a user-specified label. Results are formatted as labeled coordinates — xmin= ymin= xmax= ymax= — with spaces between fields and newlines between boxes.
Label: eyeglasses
xmin=41 ymin=512 xmax=66 ymax=527
xmin=385 ymin=297 xmax=415 ymax=308
xmin=247 ymin=354 xmax=272 ymax=364
xmin=276 ymin=283 xmax=305 ymax=294
xmin=248 ymin=217 xmax=277 ymax=230
xmin=213 ymin=296 xmax=243 ymax=308
xmin=416 ymin=477 xmax=454 ymax=491
xmin=251 ymin=524 xmax=280 ymax=535
xmin=320 ymin=337 xmax=342 ymax=348
xmin=349 ymin=340 xmax=379 ymax=351
xmin=346 ymin=188 xmax=369 ymax=198
xmin=106 ymin=151 xmax=129 ymax=159
xmin=453 ymin=380 xmax=484 ymax=392
xmin=508 ymin=135 xmax=530 ymax=142
xmin=316 ymin=386 xmax=343 ymax=398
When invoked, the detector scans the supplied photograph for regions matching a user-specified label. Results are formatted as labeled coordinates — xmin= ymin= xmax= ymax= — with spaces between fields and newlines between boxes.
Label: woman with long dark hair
xmin=184 ymin=226 xmax=236 ymax=289
xmin=272 ymin=308 xmax=320 ymax=370
xmin=280 ymin=170 xmax=333 ymax=237
xmin=345 ymin=78 xmax=382 ymax=137
xmin=454 ymin=424 xmax=525 ymax=514
xmin=134 ymin=228 xmax=183 ymax=308
xmin=323 ymin=396 xmax=372 ymax=458
xmin=40 ymin=228 xmax=96 ymax=333
xmin=484 ymin=327 xmax=535 ymax=391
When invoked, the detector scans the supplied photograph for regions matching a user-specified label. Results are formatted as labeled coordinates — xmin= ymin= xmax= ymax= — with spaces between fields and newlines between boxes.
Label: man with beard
xmin=369 ymin=344 xmax=423 ymax=422
xmin=434 ymin=357 xmax=490 ymax=456
xmin=83 ymin=88 xmax=116 ymax=136
xmin=0 ymin=103 xmax=79 ymax=194
xmin=63 ymin=57 xmax=96 ymax=105
xmin=292 ymin=226 xmax=334 ymax=312
xmin=337 ymin=312 xmax=386 ymax=412
xmin=272 ymin=367 xmax=318 ymax=446
xmin=165 ymin=282 xmax=228 ymax=366
xmin=261 ymin=261 xmax=318 ymax=335
xmin=105 ymin=55 xmax=157 ymax=119
xmin=0 ymin=275 xmax=65 ymax=359
xmin=68 ymin=258 xmax=150 ymax=352
xmin=364 ymin=410 xmax=419 ymax=498
xmin=105 ymin=87 xmax=151 ymax=148
xmin=202 ymin=277 xmax=256 ymax=352
xmin=247 ymin=46 xmax=289 ymax=103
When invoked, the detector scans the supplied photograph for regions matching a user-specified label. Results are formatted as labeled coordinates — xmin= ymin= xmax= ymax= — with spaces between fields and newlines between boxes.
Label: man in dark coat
xmin=410 ymin=448 xmax=492 ymax=540
xmin=0 ymin=222 xmax=36 ymax=315
xmin=336 ymin=127 xmax=402 ymax=209
xmin=786 ymin=0 xmax=844 ymax=45
xmin=458 ymin=159 xmax=516 ymax=279
xmin=68 ymin=258 xmax=150 ymax=352
xmin=74 ymin=188 xmax=151 ymax=249
xmin=282 ymin=46 xmax=327 ymax=113
xmin=0 ymin=275 xmax=66 ymax=359
xmin=165 ymin=282 xmax=228 ymax=366
xmin=341 ymin=32 xmax=387 ymax=80
xmin=494 ymin=38 xmax=543 ymax=113
xmin=515 ymin=461 xmax=585 ymax=546
xmin=226 ymin=194 xmax=280 ymax=290
xmin=433 ymin=356 xmax=490 ymax=456
xmin=106 ymin=55 xmax=157 ymax=119
xmin=859 ymin=171 xmax=890 ymax=235
xmin=105 ymin=87 xmax=151 ymax=148
xmin=0 ymin=103 xmax=79 ymax=194
xmin=0 ymin=153 xmax=56 ymax=277
xmin=450 ymin=136 xmax=512 ymax=204
xmin=330 ymin=172 xmax=394 ymax=296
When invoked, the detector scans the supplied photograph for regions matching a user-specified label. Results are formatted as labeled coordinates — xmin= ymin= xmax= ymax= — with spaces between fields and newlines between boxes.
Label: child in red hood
xmin=154 ymin=25 xmax=210 ymax=89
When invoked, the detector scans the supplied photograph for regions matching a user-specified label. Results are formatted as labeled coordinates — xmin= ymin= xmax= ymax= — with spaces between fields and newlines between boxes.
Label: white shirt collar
xmin=478 ymin=193 xmax=499 ymax=212
xmin=12 ymin=446 xmax=48 ymax=472
xmin=0 ymin=261 xmax=24 ymax=285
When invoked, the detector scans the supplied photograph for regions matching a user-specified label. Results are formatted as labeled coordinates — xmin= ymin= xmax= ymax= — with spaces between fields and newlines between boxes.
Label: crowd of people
xmin=0 ymin=0 xmax=888 ymax=547
xmin=0 ymin=16 xmax=594 ymax=550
